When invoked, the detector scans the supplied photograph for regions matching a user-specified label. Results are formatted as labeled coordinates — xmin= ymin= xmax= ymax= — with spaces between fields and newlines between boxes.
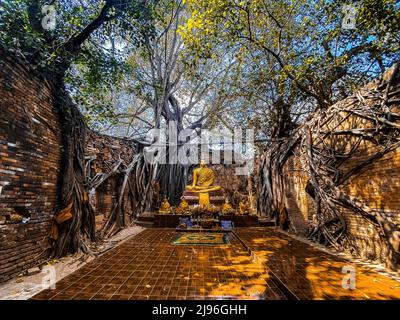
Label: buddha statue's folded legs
xmin=185 ymin=185 xmax=221 ymax=192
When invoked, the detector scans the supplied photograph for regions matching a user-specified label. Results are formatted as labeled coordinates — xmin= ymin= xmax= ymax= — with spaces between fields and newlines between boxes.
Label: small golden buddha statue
xmin=222 ymin=198 xmax=235 ymax=215
xmin=249 ymin=198 xmax=257 ymax=215
xmin=159 ymin=197 xmax=172 ymax=214
xmin=176 ymin=197 xmax=190 ymax=215
xmin=238 ymin=200 xmax=249 ymax=215
xmin=186 ymin=161 xmax=221 ymax=193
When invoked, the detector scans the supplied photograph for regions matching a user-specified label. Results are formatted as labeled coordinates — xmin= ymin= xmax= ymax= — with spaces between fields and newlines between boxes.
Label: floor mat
xmin=173 ymin=232 xmax=229 ymax=245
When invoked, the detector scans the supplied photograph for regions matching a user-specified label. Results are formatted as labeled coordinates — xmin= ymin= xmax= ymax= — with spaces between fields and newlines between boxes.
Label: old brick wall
xmin=281 ymin=68 xmax=400 ymax=264
xmin=0 ymin=51 xmax=61 ymax=282
xmin=85 ymin=130 xmax=137 ymax=230
xmin=213 ymin=164 xmax=247 ymax=195
xmin=283 ymin=148 xmax=400 ymax=262
xmin=0 ymin=52 xmax=137 ymax=282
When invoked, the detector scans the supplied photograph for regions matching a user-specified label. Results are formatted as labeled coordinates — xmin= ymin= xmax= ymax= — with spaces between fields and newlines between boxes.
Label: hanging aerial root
xmin=257 ymin=62 xmax=400 ymax=269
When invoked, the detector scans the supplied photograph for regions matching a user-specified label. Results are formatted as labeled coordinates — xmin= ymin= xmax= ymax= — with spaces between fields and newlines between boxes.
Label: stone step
xmin=137 ymin=215 xmax=154 ymax=222
xmin=134 ymin=221 xmax=154 ymax=228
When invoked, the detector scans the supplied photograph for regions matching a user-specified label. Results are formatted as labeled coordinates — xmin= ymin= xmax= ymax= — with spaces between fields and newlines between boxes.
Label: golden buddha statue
xmin=222 ymin=198 xmax=235 ymax=215
xmin=186 ymin=161 xmax=221 ymax=193
xmin=238 ymin=200 xmax=250 ymax=215
xmin=176 ymin=197 xmax=190 ymax=215
xmin=249 ymin=194 xmax=257 ymax=215
xmin=186 ymin=161 xmax=222 ymax=206
xmin=159 ymin=197 xmax=172 ymax=214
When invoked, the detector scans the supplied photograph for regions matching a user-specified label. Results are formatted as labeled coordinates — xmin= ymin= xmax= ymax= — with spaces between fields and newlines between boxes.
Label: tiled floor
xmin=235 ymin=228 xmax=400 ymax=299
xmin=31 ymin=228 xmax=400 ymax=300
xmin=31 ymin=229 xmax=286 ymax=300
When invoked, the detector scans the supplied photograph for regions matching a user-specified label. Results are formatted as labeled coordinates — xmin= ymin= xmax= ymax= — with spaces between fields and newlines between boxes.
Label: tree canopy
xmin=179 ymin=0 xmax=400 ymax=136
xmin=1 ymin=0 xmax=399 ymax=257
xmin=2 ymin=0 xmax=398 ymax=139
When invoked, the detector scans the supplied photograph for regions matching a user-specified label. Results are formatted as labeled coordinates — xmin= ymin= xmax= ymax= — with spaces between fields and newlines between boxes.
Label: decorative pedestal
xmin=183 ymin=190 xmax=225 ymax=206
xmin=219 ymin=214 xmax=259 ymax=227
xmin=154 ymin=214 xmax=191 ymax=228
xmin=153 ymin=213 xmax=259 ymax=228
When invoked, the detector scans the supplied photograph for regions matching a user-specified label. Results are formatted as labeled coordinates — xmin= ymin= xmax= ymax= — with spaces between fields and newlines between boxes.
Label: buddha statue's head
xmin=199 ymin=160 xmax=207 ymax=168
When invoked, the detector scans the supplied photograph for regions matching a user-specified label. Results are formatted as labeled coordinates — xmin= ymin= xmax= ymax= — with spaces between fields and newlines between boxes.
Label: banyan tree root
xmin=100 ymin=153 xmax=157 ymax=238
xmin=157 ymin=162 xmax=191 ymax=205
xmin=257 ymin=62 xmax=400 ymax=269
xmin=257 ymin=134 xmax=299 ymax=224
xmin=51 ymin=88 xmax=95 ymax=257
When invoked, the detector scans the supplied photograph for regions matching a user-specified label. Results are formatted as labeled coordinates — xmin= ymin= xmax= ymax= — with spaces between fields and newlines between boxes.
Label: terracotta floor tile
xmin=29 ymin=228 xmax=400 ymax=300
xmin=71 ymin=292 xmax=95 ymax=300
xmin=110 ymin=294 xmax=132 ymax=300
xmin=91 ymin=293 xmax=114 ymax=300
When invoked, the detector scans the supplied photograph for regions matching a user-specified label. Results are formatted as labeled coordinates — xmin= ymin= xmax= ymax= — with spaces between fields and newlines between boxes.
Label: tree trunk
xmin=51 ymin=78 xmax=95 ymax=257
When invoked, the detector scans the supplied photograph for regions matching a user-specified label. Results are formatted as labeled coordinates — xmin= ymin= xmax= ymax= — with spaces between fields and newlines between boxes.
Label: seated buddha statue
xmin=222 ymin=198 xmax=235 ymax=215
xmin=176 ymin=197 xmax=190 ymax=215
xmin=238 ymin=200 xmax=250 ymax=215
xmin=186 ymin=161 xmax=221 ymax=193
xmin=159 ymin=197 xmax=172 ymax=214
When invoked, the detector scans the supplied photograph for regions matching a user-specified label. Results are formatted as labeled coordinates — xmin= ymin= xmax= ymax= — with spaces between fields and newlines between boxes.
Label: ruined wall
xmin=0 ymin=52 xmax=136 ymax=282
xmin=0 ymin=51 xmax=60 ymax=282
xmin=85 ymin=130 xmax=136 ymax=229
xmin=213 ymin=164 xmax=248 ymax=204
xmin=283 ymin=148 xmax=400 ymax=262
xmin=281 ymin=67 xmax=400 ymax=264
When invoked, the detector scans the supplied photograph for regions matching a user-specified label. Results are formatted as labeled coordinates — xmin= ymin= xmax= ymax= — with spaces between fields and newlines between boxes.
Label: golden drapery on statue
xmin=185 ymin=162 xmax=222 ymax=206
xmin=186 ymin=162 xmax=221 ymax=193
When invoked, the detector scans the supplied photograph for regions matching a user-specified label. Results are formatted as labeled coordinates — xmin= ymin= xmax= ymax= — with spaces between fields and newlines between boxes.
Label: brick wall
xmin=213 ymin=164 xmax=247 ymax=196
xmin=0 ymin=51 xmax=61 ymax=282
xmin=0 ymin=52 xmax=137 ymax=282
xmin=85 ymin=130 xmax=137 ymax=229
xmin=281 ymin=67 xmax=400 ymax=264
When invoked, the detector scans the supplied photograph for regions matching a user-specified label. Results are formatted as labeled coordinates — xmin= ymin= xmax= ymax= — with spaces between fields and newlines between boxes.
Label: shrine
xmin=2 ymin=0 xmax=400 ymax=303
xmin=153 ymin=162 xmax=258 ymax=229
